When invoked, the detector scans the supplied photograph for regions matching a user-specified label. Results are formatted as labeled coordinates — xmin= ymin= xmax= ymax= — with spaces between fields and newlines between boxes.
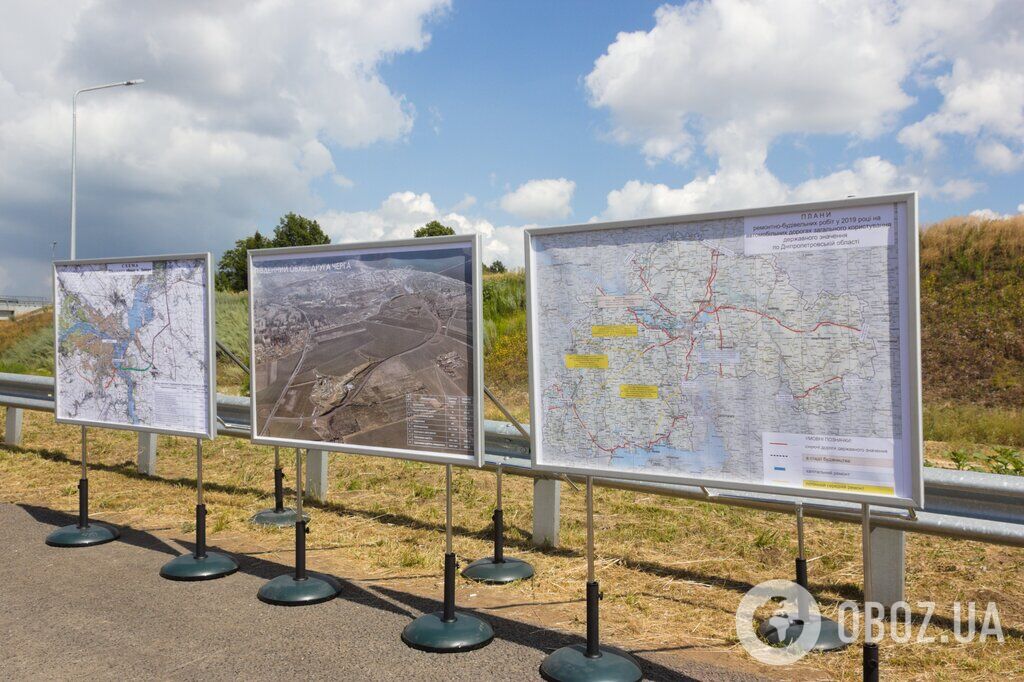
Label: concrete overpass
xmin=0 ymin=296 xmax=50 ymax=321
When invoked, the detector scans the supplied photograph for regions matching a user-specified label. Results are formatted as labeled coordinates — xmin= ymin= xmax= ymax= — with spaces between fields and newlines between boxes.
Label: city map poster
xmin=54 ymin=253 xmax=216 ymax=439
xmin=248 ymin=234 xmax=484 ymax=466
xmin=526 ymin=194 xmax=922 ymax=507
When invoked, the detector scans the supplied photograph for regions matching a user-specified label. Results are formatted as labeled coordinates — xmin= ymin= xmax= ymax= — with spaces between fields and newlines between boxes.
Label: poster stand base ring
xmin=160 ymin=551 xmax=238 ymax=581
xmin=539 ymin=643 xmax=642 ymax=682
xmin=250 ymin=508 xmax=309 ymax=527
xmin=758 ymin=613 xmax=849 ymax=652
xmin=461 ymin=556 xmax=534 ymax=584
xmin=401 ymin=611 xmax=495 ymax=653
xmin=45 ymin=523 xmax=119 ymax=548
xmin=258 ymin=572 xmax=340 ymax=606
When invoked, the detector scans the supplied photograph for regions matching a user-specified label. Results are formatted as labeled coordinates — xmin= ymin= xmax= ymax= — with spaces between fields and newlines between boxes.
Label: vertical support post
xmin=195 ymin=439 xmax=206 ymax=560
xmin=305 ymin=448 xmax=328 ymax=502
xmin=869 ymin=526 xmax=906 ymax=610
xmin=585 ymin=477 xmax=600 ymax=659
xmin=795 ymin=503 xmax=810 ymax=623
xmin=532 ymin=477 xmax=561 ymax=548
xmin=443 ymin=464 xmax=456 ymax=623
xmin=137 ymin=432 xmax=157 ymax=476
xmin=78 ymin=426 xmax=89 ymax=528
xmin=273 ymin=446 xmax=285 ymax=513
xmin=493 ymin=465 xmax=504 ymax=563
xmin=862 ymin=504 xmax=879 ymax=682
xmin=294 ymin=448 xmax=306 ymax=581
xmin=4 ymin=407 xmax=24 ymax=446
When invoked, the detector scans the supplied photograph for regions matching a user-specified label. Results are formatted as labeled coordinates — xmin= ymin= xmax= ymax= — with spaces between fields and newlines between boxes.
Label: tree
xmin=414 ymin=220 xmax=455 ymax=238
xmin=485 ymin=260 xmax=507 ymax=274
xmin=216 ymin=212 xmax=331 ymax=291
xmin=215 ymin=231 xmax=272 ymax=292
xmin=271 ymin=212 xmax=330 ymax=248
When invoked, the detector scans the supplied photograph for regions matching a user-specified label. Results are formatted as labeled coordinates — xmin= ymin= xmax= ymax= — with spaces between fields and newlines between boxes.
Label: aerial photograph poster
xmin=248 ymin=236 xmax=482 ymax=465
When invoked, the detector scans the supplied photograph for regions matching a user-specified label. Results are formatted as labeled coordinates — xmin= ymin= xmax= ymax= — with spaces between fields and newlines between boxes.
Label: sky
xmin=1 ymin=0 xmax=1022 ymax=296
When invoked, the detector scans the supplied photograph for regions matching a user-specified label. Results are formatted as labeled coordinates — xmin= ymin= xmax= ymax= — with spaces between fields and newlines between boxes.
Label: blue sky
xmin=1 ymin=1 xmax=1022 ymax=294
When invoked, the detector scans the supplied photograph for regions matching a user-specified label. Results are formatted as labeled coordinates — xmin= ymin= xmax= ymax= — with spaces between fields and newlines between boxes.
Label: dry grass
xmin=1 ymin=407 xmax=1021 ymax=681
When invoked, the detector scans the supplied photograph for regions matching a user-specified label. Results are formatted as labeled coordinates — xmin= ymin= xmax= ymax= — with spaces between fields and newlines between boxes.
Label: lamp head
xmin=125 ymin=79 xmax=144 ymax=86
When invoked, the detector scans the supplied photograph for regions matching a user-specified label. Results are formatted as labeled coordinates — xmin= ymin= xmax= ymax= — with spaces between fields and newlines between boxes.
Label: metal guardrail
xmin=0 ymin=295 xmax=51 ymax=305
xmin=2 ymin=371 xmax=1023 ymax=547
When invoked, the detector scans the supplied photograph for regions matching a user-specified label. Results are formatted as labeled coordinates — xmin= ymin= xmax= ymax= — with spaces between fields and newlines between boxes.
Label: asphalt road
xmin=0 ymin=503 xmax=770 ymax=681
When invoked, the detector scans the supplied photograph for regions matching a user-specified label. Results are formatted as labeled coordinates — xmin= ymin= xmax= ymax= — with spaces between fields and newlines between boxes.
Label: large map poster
xmin=248 ymin=235 xmax=483 ymax=466
xmin=527 ymin=195 xmax=922 ymax=506
xmin=54 ymin=254 xmax=215 ymax=438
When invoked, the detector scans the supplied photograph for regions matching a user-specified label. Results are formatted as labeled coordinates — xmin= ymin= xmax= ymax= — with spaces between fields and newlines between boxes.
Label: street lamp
xmin=69 ymin=79 xmax=144 ymax=260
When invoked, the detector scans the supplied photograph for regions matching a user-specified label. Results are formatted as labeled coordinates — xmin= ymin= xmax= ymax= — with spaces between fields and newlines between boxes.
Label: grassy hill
xmin=3 ymin=216 xmax=1022 ymax=449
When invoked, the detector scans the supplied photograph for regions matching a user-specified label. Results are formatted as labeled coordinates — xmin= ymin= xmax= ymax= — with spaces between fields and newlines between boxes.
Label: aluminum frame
xmin=525 ymin=192 xmax=923 ymax=509
xmin=52 ymin=252 xmax=217 ymax=440
xmin=247 ymin=233 xmax=485 ymax=467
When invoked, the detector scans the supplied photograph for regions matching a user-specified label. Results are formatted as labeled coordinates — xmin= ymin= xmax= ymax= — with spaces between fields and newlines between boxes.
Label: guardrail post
xmin=532 ymin=478 xmax=561 ymax=548
xmin=305 ymin=449 xmax=328 ymax=502
xmin=137 ymin=432 xmax=157 ymax=476
xmin=4 ymin=407 xmax=23 ymax=446
xmin=870 ymin=526 xmax=905 ymax=610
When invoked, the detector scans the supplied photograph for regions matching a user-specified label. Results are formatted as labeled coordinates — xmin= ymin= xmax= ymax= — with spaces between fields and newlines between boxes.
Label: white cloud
xmin=0 ymin=0 xmax=448 ymax=295
xmin=332 ymin=174 xmax=355 ymax=189
xmin=451 ymin=194 xmax=477 ymax=212
xmin=969 ymin=205 xmax=1024 ymax=220
xmin=499 ymin=178 xmax=576 ymax=221
xmin=975 ymin=141 xmax=1023 ymax=173
xmin=586 ymin=0 xmax=1021 ymax=206
xmin=600 ymin=156 xmax=973 ymax=221
xmin=317 ymin=191 xmax=527 ymax=266
xmin=586 ymin=1 xmax=923 ymax=168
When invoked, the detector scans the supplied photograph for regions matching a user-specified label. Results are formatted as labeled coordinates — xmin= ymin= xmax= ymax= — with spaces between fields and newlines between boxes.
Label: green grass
xmin=923 ymin=403 xmax=1024 ymax=448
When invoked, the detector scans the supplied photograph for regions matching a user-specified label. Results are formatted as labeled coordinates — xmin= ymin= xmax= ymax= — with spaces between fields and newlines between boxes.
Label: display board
xmin=526 ymin=194 xmax=922 ymax=507
xmin=54 ymin=253 xmax=216 ymax=439
xmin=248 ymin=234 xmax=484 ymax=466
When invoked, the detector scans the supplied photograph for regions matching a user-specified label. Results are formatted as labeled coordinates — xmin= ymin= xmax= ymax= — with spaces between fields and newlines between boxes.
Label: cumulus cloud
xmin=0 ymin=0 xmax=448 ymax=294
xmin=586 ymin=1 xmax=923 ymax=168
xmin=499 ymin=178 xmax=576 ymax=221
xmin=969 ymin=205 xmax=1024 ymax=220
xmin=317 ymin=191 xmax=527 ymax=266
xmin=599 ymin=156 xmax=974 ymax=222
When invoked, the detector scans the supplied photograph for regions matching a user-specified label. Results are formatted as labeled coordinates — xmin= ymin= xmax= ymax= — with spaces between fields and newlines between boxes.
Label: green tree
xmin=215 ymin=231 xmax=272 ymax=292
xmin=414 ymin=220 xmax=455 ymax=238
xmin=271 ymin=212 xmax=330 ymax=247
xmin=216 ymin=212 xmax=331 ymax=291
xmin=485 ymin=260 xmax=507 ymax=274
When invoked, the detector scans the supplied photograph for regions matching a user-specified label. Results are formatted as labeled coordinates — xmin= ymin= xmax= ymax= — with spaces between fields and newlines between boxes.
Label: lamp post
xmin=70 ymin=79 xmax=144 ymax=260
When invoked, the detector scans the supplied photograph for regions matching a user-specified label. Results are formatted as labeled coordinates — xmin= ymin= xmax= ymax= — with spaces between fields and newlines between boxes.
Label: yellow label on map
xmin=565 ymin=354 xmax=608 ymax=369
xmin=591 ymin=324 xmax=638 ymax=337
xmin=803 ymin=480 xmax=895 ymax=495
xmin=619 ymin=384 xmax=658 ymax=399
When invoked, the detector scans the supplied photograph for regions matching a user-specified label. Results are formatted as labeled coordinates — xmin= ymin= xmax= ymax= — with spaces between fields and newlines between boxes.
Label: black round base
xmin=160 ymin=551 xmax=238 ymax=581
xmin=758 ymin=613 xmax=849 ymax=652
xmin=401 ymin=611 xmax=494 ymax=653
xmin=45 ymin=523 xmax=120 ymax=548
xmin=258 ymin=572 xmax=340 ymax=606
xmin=540 ymin=643 xmax=643 ymax=682
xmin=461 ymin=556 xmax=535 ymax=584
xmin=250 ymin=508 xmax=310 ymax=527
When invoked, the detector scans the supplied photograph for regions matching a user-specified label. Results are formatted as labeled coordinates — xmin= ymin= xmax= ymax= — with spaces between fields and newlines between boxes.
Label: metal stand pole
xmin=78 ymin=425 xmax=88 ymax=528
xmin=539 ymin=477 xmax=642 ymax=682
xmin=160 ymin=439 xmax=237 ymax=581
xmin=462 ymin=463 xmax=534 ymax=584
xmin=251 ymin=445 xmax=308 ymax=527
xmin=274 ymin=446 xmax=285 ymax=514
xmin=402 ymin=464 xmax=494 ymax=653
xmin=257 ymin=449 xmax=339 ymax=605
xmin=585 ymin=477 xmax=600 ymax=658
xmin=46 ymin=425 xmax=120 ymax=547
xmin=194 ymin=438 xmax=206 ymax=559
xmin=862 ymin=504 xmax=880 ymax=681
xmin=758 ymin=502 xmax=848 ymax=651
